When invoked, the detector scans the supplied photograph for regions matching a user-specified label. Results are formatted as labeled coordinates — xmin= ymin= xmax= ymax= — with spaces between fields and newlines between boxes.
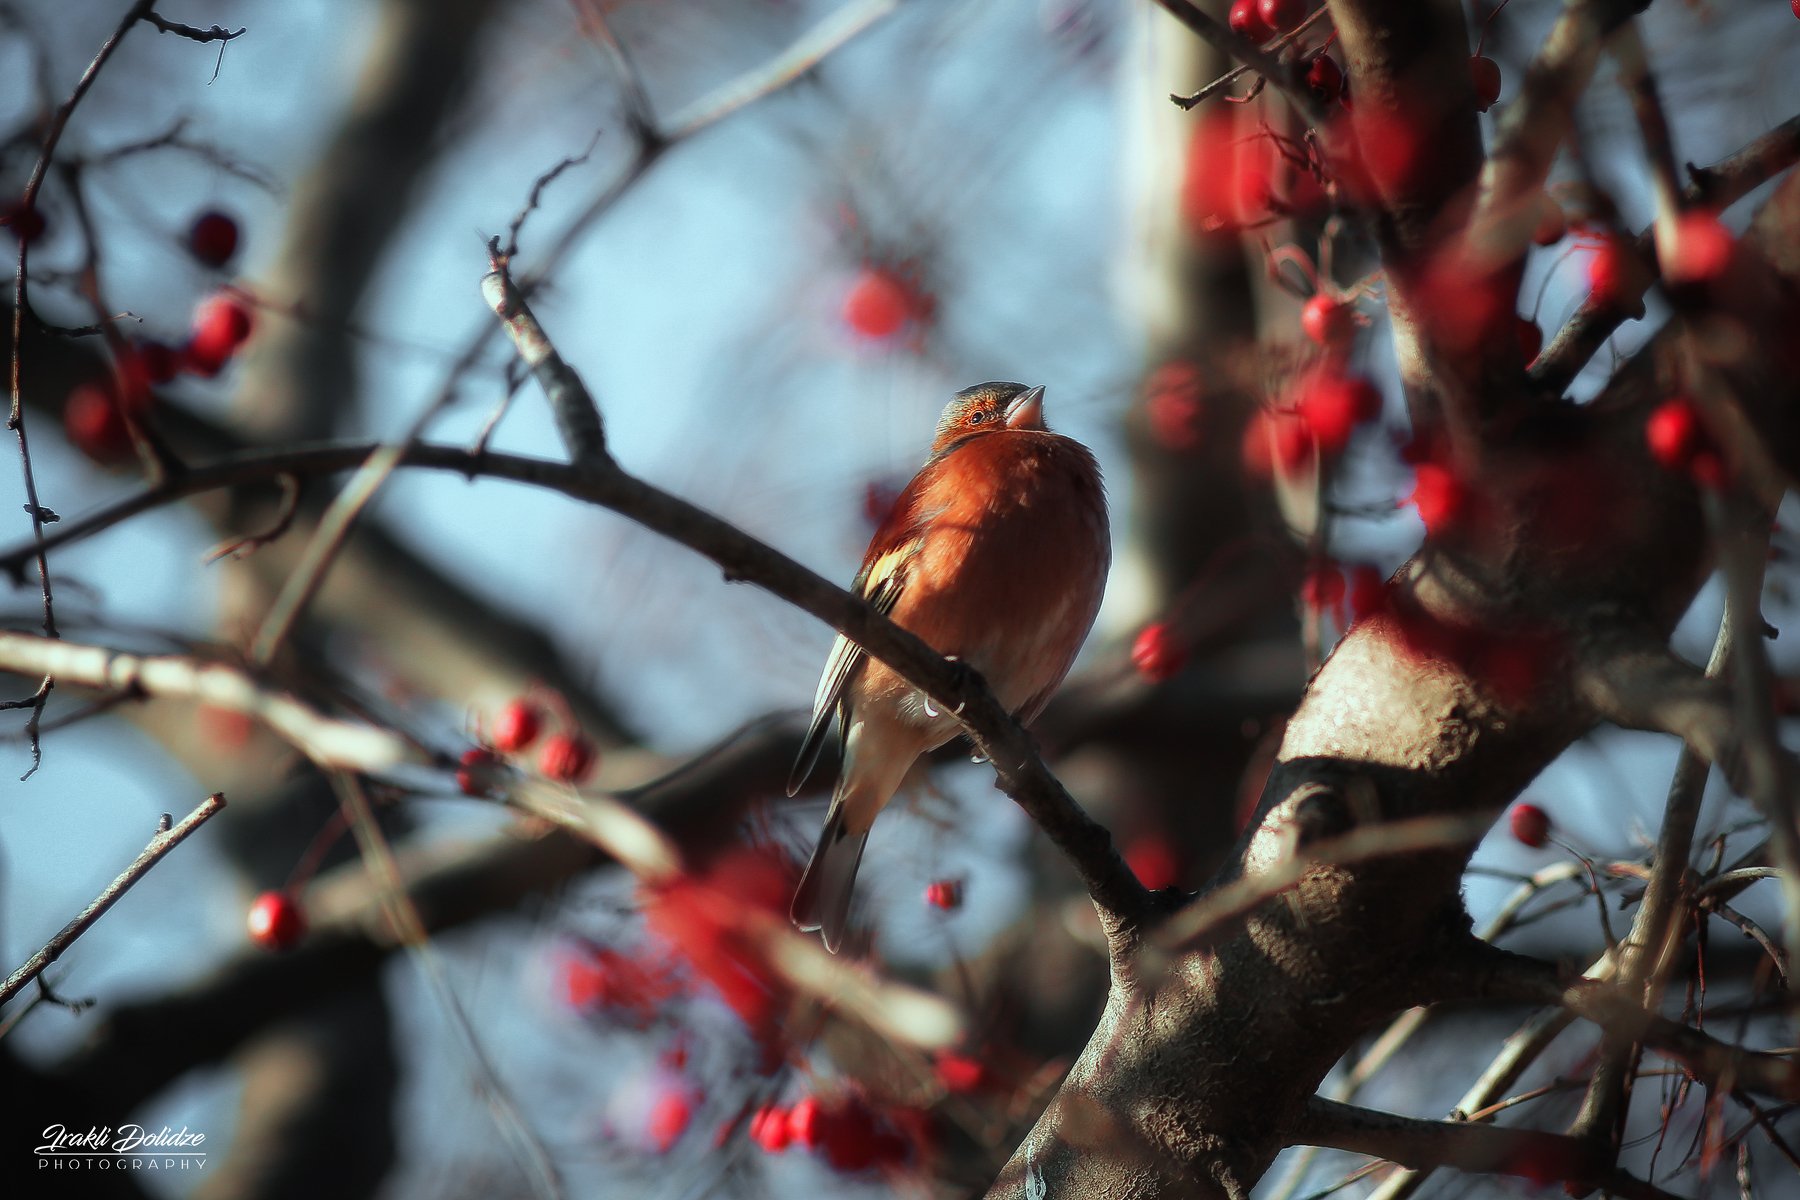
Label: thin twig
xmin=1169 ymin=4 xmax=1335 ymax=110
xmin=0 ymin=793 xmax=225 ymax=1006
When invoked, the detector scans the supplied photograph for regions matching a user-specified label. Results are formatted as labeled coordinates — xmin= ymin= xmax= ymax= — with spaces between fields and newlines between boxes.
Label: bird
xmin=788 ymin=381 xmax=1110 ymax=952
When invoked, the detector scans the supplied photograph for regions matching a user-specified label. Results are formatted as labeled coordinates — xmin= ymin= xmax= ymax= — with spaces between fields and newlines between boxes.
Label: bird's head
xmin=930 ymin=381 xmax=1047 ymax=455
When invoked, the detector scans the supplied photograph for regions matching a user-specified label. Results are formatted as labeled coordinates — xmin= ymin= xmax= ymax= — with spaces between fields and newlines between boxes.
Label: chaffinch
xmin=789 ymin=382 xmax=1110 ymax=951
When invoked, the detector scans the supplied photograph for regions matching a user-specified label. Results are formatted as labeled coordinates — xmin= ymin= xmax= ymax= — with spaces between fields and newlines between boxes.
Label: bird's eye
xmin=968 ymin=411 xmax=986 ymax=426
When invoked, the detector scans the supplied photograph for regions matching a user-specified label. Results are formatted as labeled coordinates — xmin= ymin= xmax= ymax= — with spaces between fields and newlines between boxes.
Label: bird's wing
xmin=787 ymin=547 xmax=910 ymax=796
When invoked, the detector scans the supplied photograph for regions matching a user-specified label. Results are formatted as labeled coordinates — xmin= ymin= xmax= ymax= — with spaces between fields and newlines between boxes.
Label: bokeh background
xmin=2 ymin=1 xmax=1798 ymax=1196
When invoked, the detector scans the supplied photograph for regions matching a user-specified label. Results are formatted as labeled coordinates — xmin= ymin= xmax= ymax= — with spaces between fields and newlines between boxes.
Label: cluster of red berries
xmin=746 ymin=1094 xmax=911 ymax=1171
xmin=1644 ymin=395 xmax=1724 ymax=487
xmin=458 ymin=698 xmax=599 ymax=795
xmin=62 ymin=289 xmax=257 ymax=463
xmin=1228 ymin=0 xmax=1305 ymax=42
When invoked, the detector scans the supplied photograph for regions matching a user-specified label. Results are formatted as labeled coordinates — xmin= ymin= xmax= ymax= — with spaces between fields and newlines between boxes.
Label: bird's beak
xmin=1004 ymin=385 xmax=1047 ymax=430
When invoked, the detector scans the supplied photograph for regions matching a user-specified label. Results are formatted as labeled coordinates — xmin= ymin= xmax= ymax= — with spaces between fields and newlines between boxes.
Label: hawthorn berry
xmin=1241 ymin=408 xmax=1312 ymax=476
xmin=924 ymin=879 xmax=963 ymax=910
xmin=1257 ymin=0 xmax=1305 ymax=35
xmin=1300 ymin=564 xmax=1345 ymax=613
xmin=247 ymin=890 xmax=307 ymax=951
xmin=1228 ymin=0 xmax=1273 ymax=43
xmin=1515 ymin=316 xmax=1543 ymax=364
xmin=1125 ymin=835 xmax=1180 ymax=890
xmin=1131 ymin=622 xmax=1188 ymax=683
xmin=1300 ymin=294 xmax=1353 ymax=346
xmin=787 ymin=1097 xmax=824 ymax=1149
xmin=185 ymin=292 xmax=256 ymax=375
xmin=490 ymin=699 xmax=543 ymax=754
xmin=187 ymin=210 xmax=240 ymax=268
xmin=1297 ymin=370 xmax=1381 ymax=450
xmin=539 ymin=732 xmax=597 ymax=783
xmin=843 ymin=266 xmax=927 ymax=340
xmin=935 ymin=1051 xmax=988 ymax=1094
xmin=750 ymin=1105 xmax=792 ymax=1152
xmin=1585 ymin=236 xmax=1632 ymax=305
xmin=1144 ymin=360 xmax=1206 ymax=451
xmin=1662 ymin=212 xmax=1735 ymax=287
xmin=1644 ymin=396 xmax=1723 ymax=486
xmin=1 ymin=198 xmax=45 ymax=243
xmin=456 ymin=746 xmax=501 ymax=796
xmin=1407 ymin=462 xmax=1469 ymax=535
xmin=1305 ymin=54 xmax=1344 ymax=105
xmin=647 ymin=1088 xmax=693 ymax=1153
xmin=63 ymin=384 xmax=133 ymax=463
xmin=1347 ymin=564 xmax=1387 ymax=619
xmin=1469 ymin=55 xmax=1502 ymax=112
xmin=1508 ymin=803 xmax=1551 ymax=849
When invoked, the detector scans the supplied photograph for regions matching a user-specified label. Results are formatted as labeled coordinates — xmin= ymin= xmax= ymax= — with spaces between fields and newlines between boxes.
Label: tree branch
xmin=1297 ymin=1098 xmax=1683 ymax=1200
xmin=0 ymin=793 xmax=225 ymax=1006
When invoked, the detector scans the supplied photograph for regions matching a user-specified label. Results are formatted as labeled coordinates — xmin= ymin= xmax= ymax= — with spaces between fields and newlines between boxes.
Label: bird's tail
xmin=790 ymin=803 xmax=870 ymax=955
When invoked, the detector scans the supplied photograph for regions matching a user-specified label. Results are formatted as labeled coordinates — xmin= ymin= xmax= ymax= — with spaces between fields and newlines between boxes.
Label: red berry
xmin=1241 ymin=408 xmax=1312 ymax=476
xmin=843 ymin=267 xmax=925 ymax=339
xmin=1145 ymin=360 xmax=1206 ymax=451
xmin=1793 ymin=0 xmax=1800 ymax=18
xmin=750 ymin=1105 xmax=792 ymax=1153
xmin=1300 ymin=564 xmax=1345 ymax=612
xmin=935 ymin=1051 xmax=988 ymax=1094
xmin=64 ymin=384 xmax=135 ymax=463
xmin=247 ymin=890 xmax=307 ymax=951
xmin=490 ymin=700 xmax=543 ymax=754
xmin=1229 ymin=0 xmax=1274 ymax=43
xmin=1586 ymin=236 xmax=1632 ymax=305
xmin=1644 ymin=396 xmax=1723 ymax=485
xmin=1 ymin=198 xmax=45 ymax=243
xmin=1125 ymin=835 xmax=1180 ymax=890
xmin=1469 ymin=56 xmax=1502 ymax=112
xmin=186 ymin=292 xmax=255 ymax=374
xmin=456 ymin=746 xmax=501 ymax=796
xmin=1297 ymin=370 xmax=1381 ymax=450
xmin=1515 ymin=316 xmax=1543 ymax=364
xmin=1131 ymin=622 xmax=1188 ymax=683
xmin=818 ymin=1100 xmax=880 ymax=1172
xmin=1407 ymin=463 xmax=1469 ymax=535
xmin=862 ymin=479 xmax=901 ymax=527
xmin=129 ymin=341 xmax=180 ymax=388
xmin=1300 ymin=294 xmax=1354 ymax=346
xmin=1305 ymin=54 xmax=1344 ymax=104
xmin=1257 ymin=0 xmax=1305 ymax=34
xmin=787 ymin=1097 xmax=824 ymax=1149
xmin=1508 ymin=803 xmax=1551 ymax=849
xmin=1662 ymin=212 xmax=1734 ymax=286
xmin=924 ymin=879 xmax=963 ymax=910
xmin=539 ymin=731 xmax=597 ymax=783
xmin=647 ymin=1088 xmax=693 ymax=1153
xmin=187 ymin=210 xmax=240 ymax=268
xmin=1347 ymin=564 xmax=1387 ymax=619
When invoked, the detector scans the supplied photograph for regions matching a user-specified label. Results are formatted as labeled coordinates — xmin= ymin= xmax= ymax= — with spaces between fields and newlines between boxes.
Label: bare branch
xmin=1298 ymin=1098 xmax=1683 ymax=1200
xmin=0 ymin=793 xmax=225 ymax=1006
xmin=1534 ymin=113 xmax=1800 ymax=394
xmin=143 ymin=13 xmax=246 ymax=43
xmin=480 ymin=254 xmax=609 ymax=467
xmin=0 ymin=629 xmax=408 ymax=771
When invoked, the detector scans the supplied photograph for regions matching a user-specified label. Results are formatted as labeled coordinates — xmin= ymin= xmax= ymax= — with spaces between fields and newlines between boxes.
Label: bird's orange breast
xmin=856 ymin=431 xmax=1109 ymax=725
